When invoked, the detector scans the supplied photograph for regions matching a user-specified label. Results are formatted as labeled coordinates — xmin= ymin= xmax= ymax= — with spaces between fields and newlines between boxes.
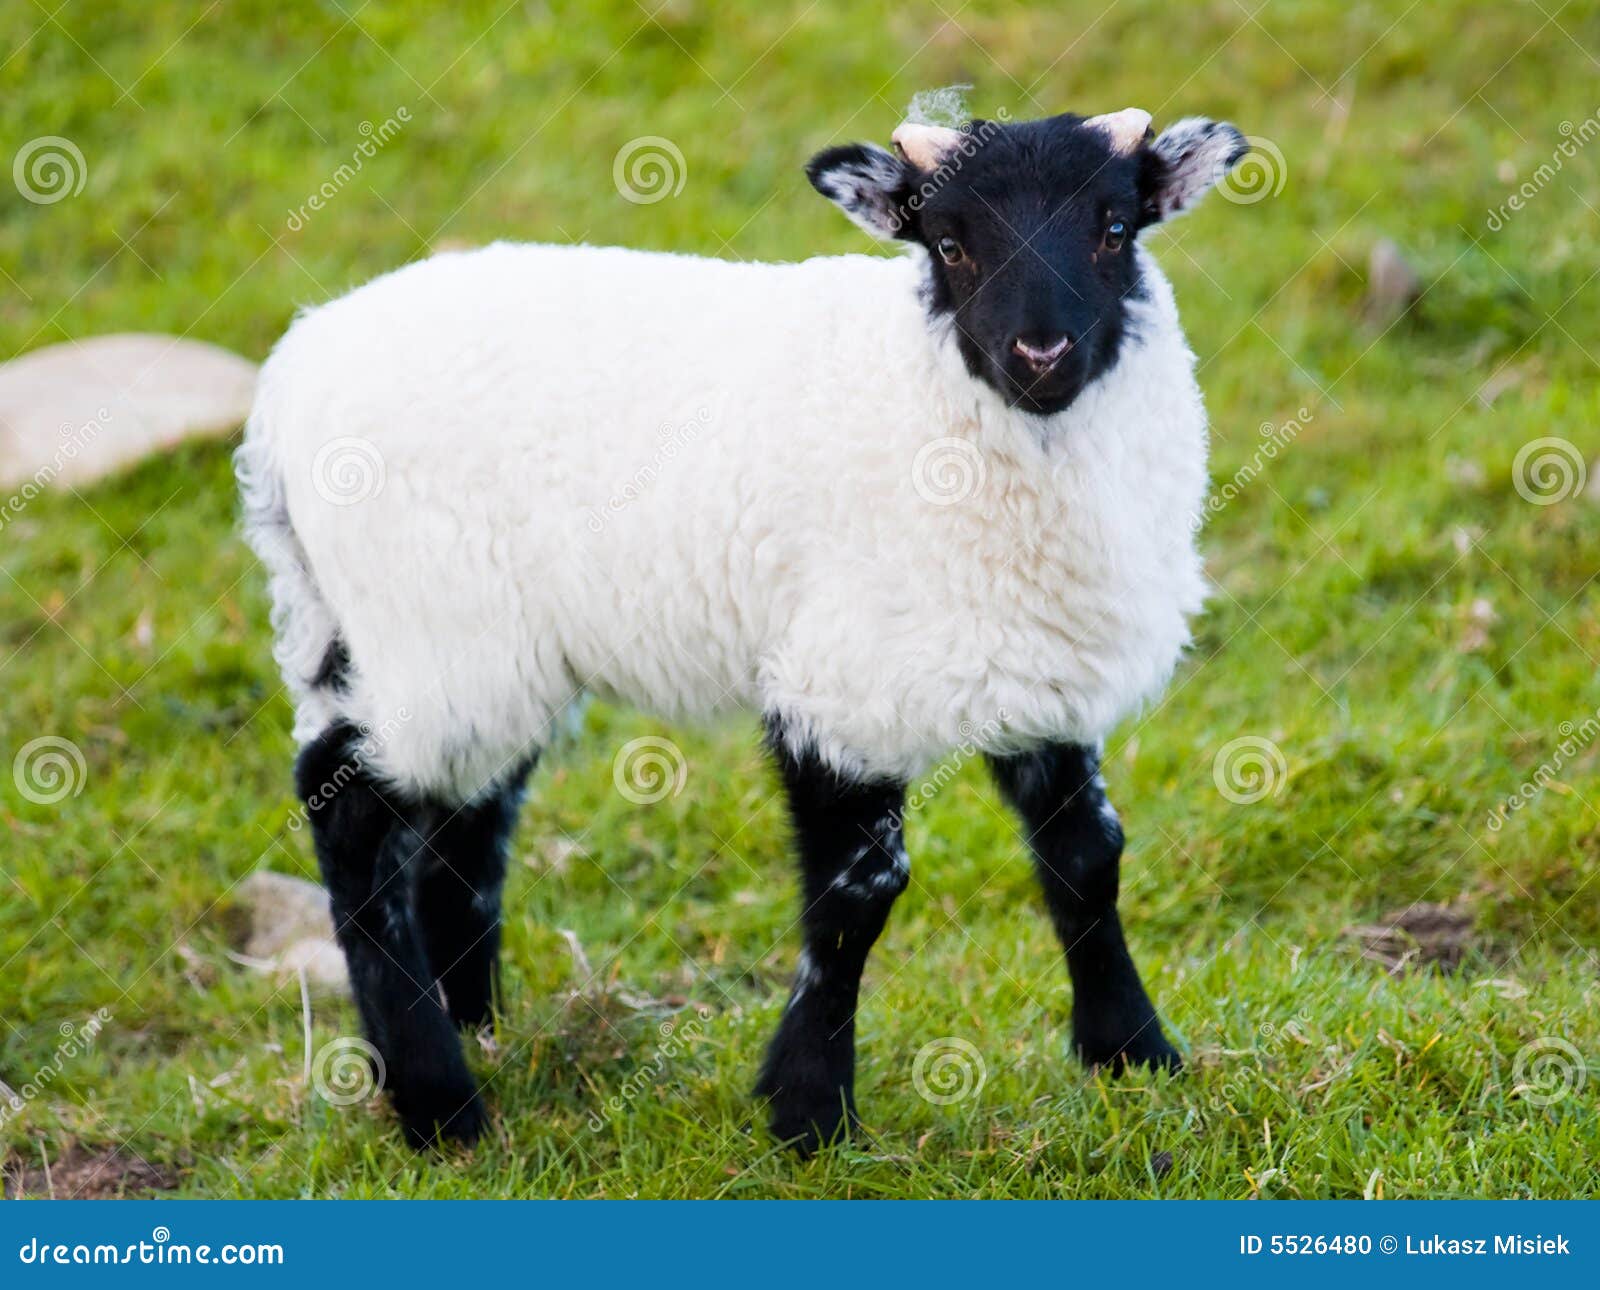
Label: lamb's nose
xmin=1012 ymin=333 xmax=1074 ymax=374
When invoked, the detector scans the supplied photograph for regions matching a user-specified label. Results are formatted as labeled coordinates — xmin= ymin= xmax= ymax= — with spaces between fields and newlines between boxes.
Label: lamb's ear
xmin=805 ymin=143 xmax=915 ymax=240
xmin=1138 ymin=118 xmax=1249 ymax=225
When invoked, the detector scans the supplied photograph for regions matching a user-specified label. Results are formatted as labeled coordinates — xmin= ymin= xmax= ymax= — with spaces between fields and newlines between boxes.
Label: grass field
xmin=3 ymin=0 xmax=1599 ymax=1198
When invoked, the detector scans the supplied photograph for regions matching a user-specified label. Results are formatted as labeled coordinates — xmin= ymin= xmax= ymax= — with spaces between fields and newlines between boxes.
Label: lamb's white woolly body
xmin=239 ymin=240 xmax=1209 ymax=801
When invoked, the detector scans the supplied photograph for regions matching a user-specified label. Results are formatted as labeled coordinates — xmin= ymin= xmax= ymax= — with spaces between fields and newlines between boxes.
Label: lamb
xmin=237 ymin=105 xmax=1248 ymax=1153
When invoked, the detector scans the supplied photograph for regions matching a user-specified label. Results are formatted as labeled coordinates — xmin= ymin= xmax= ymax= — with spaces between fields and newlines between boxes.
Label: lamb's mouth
xmin=997 ymin=365 xmax=1085 ymax=416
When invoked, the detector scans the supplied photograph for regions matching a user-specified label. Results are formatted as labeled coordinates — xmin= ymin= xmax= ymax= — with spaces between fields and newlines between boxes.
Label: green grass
xmin=3 ymin=0 xmax=1599 ymax=1198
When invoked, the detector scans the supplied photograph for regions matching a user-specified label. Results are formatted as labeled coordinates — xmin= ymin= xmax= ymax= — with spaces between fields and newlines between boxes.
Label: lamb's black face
xmin=807 ymin=110 xmax=1248 ymax=416
xmin=910 ymin=117 xmax=1149 ymax=414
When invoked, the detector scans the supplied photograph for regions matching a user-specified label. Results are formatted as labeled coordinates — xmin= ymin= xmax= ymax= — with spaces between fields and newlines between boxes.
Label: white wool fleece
xmin=238 ymin=240 xmax=1210 ymax=802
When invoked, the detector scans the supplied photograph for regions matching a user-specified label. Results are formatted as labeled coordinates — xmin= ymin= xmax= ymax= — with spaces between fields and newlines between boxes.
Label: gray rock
xmin=234 ymin=869 xmax=348 ymax=993
xmin=0 ymin=334 xmax=256 ymax=491
xmin=1365 ymin=238 xmax=1422 ymax=323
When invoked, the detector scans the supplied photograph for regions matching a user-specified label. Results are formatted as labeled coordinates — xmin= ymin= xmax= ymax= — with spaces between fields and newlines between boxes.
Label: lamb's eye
xmin=1102 ymin=220 xmax=1128 ymax=252
xmin=936 ymin=236 xmax=965 ymax=265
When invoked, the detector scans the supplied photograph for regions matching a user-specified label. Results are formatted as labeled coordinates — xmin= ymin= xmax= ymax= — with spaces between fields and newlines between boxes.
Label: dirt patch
xmin=1341 ymin=902 xmax=1477 ymax=973
xmin=2 ymin=1146 xmax=181 ymax=1199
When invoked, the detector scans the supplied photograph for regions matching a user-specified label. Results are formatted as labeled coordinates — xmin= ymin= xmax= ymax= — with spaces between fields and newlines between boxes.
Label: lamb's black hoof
xmin=394 ymin=1080 xmax=488 ymax=1150
xmin=767 ymin=1103 xmax=856 ymax=1158
xmin=1075 ymin=1023 xmax=1183 ymax=1075
xmin=755 ymin=1078 xmax=857 ymax=1158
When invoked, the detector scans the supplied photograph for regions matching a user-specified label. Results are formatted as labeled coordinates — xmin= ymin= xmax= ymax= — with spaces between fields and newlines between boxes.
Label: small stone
xmin=1364 ymin=238 xmax=1422 ymax=323
xmin=233 ymin=869 xmax=347 ymax=993
xmin=0 ymin=334 xmax=256 ymax=491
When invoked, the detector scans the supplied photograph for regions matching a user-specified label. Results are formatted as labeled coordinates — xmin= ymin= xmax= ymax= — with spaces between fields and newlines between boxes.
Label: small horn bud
xmin=891 ymin=122 xmax=966 ymax=170
xmin=1086 ymin=108 xmax=1152 ymax=154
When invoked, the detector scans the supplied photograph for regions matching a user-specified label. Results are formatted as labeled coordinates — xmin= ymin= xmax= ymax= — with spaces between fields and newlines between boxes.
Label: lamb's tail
xmin=235 ymin=400 xmax=348 ymax=746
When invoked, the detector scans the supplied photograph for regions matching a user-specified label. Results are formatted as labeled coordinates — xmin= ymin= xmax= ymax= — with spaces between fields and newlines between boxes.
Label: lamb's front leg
xmin=755 ymin=726 xmax=909 ymax=1155
xmin=988 ymin=743 xmax=1181 ymax=1073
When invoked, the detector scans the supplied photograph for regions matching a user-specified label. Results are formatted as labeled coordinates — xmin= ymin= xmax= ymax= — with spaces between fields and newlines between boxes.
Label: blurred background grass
xmin=1 ymin=0 xmax=1597 ymax=1197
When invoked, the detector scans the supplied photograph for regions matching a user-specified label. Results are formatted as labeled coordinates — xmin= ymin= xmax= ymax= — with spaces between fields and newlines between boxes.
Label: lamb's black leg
xmin=988 ymin=743 xmax=1180 ymax=1073
xmin=296 ymin=723 xmax=484 ymax=1148
xmin=755 ymin=726 xmax=909 ymax=1155
xmin=415 ymin=758 xmax=534 ymax=1029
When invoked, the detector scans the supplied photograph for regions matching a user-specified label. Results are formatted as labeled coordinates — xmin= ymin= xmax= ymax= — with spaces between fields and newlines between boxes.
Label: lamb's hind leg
xmin=988 ymin=743 xmax=1181 ymax=1073
xmin=755 ymin=723 xmax=909 ymax=1155
xmin=416 ymin=757 xmax=535 ymax=1029
xmin=296 ymin=722 xmax=484 ymax=1147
